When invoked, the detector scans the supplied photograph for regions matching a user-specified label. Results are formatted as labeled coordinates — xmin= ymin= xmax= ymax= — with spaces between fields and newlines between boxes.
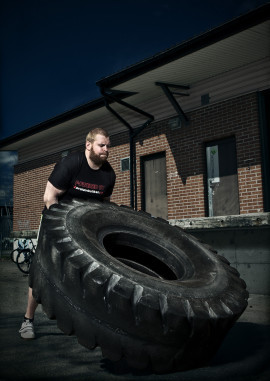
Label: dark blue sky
xmin=0 ymin=0 xmax=268 ymax=141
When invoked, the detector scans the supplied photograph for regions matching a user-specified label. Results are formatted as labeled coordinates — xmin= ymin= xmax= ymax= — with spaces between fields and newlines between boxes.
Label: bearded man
xmin=19 ymin=128 xmax=116 ymax=339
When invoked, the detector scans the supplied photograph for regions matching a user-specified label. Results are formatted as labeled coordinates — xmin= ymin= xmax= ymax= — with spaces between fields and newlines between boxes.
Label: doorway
xmin=206 ymin=136 xmax=239 ymax=216
xmin=141 ymin=152 xmax=168 ymax=219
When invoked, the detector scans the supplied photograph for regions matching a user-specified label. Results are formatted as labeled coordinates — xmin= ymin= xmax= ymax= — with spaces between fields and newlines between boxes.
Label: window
xmin=121 ymin=157 xmax=130 ymax=171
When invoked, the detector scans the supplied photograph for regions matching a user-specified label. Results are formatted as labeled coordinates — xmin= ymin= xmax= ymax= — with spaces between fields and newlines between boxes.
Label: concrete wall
xmin=170 ymin=213 xmax=270 ymax=295
xmin=191 ymin=227 xmax=270 ymax=295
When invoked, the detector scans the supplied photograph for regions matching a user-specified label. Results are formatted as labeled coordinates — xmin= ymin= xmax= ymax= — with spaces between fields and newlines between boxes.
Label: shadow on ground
xmin=1 ymin=258 xmax=269 ymax=381
xmin=0 ymin=311 xmax=269 ymax=381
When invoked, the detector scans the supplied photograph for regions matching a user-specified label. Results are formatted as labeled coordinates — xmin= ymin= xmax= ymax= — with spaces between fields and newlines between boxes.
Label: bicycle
xmin=10 ymin=239 xmax=27 ymax=263
xmin=10 ymin=238 xmax=36 ymax=274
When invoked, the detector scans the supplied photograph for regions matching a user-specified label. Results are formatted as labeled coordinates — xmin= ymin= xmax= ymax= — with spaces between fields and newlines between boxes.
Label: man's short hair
xmin=86 ymin=128 xmax=109 ymax=143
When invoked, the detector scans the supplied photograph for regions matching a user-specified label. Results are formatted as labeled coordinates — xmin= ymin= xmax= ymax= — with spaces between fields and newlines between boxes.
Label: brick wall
xmin=13 ymin=164 xmax=54 ymax=231
xmin=13 ymin=148 xmax=83 ymax=231
xmin=109 ymin=92 xmax=263 ymax=218
xmin=13 ymin=92 xmax=264 ymax=231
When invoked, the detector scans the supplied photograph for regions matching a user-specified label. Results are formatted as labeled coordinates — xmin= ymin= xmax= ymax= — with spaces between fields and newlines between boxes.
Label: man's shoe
xmin=19 ymin=320 xmax=36 ymax=340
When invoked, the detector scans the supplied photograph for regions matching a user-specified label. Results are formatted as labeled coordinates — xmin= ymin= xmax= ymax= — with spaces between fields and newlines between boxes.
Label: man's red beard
xmin=90 ymin=147 xmax=108 ymax=166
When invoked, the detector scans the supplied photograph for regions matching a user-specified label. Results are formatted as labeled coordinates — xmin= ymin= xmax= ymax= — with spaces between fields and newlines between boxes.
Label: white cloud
xmin=0 ymin=151 xmax=17 ymax=205
xmin=0 ymin=151 xmax=18 ymax=167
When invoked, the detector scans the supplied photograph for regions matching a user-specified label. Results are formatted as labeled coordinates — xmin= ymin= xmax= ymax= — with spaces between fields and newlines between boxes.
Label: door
xmin=141 ymin=152 xmax=168 ymax=219
xmin=206 ymin=137 xmax=239 ymax=216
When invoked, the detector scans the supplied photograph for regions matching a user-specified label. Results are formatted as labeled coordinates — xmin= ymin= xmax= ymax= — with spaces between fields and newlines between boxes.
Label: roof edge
xmin=0 ymin=97 xmax=106 ymax=149
xmin=0 ymin=90 xmax=136 ymax=149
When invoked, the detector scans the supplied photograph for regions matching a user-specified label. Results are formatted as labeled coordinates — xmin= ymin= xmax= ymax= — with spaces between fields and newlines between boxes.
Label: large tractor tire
xmin=30 ymin=199 xmax=248 ymax=373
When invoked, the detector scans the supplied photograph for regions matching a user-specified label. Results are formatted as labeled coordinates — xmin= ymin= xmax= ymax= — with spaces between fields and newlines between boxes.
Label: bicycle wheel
xmin=16 ymin=249 xmax=33 ymax=274
xmin=10 ymin=249 xmax=19 ymax=263
xmin=16 ymin=250 xmax=27 ymax=264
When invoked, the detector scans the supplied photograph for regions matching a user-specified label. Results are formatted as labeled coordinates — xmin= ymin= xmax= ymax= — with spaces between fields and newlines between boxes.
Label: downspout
xmin=103 ymin=99 xmax=135 ymax=208
xmin=132 ymin=119 xmax=153 ymax=209
xmin=100 ymin=89 xmax=154 ymax=209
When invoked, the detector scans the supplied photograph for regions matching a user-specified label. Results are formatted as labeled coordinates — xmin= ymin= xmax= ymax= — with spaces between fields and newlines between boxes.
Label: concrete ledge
xmin=10 ymin=230 xmax=38 ymax=238
xmin=169 ymin=212 xmax=270 ymax=230
xmin=9 ymin=213 xmax=270 ymax=238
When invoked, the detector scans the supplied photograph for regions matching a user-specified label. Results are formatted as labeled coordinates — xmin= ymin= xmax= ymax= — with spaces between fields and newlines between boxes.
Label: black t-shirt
xmin=48 ymin=151 xmax=116 ymax=202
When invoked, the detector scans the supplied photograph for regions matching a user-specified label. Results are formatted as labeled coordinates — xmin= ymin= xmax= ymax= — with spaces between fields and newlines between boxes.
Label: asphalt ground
xmin=0 ymin=257 xmax=270 ymax=381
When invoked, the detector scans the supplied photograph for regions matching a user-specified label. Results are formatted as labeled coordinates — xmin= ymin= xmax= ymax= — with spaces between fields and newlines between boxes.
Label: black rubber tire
xmin=30 ymin=199 xmax=248 ymax=373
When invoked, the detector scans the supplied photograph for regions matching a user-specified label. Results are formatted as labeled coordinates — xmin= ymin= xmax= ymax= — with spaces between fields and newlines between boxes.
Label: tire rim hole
xmin=103 ymin=233 xmax=179 ymax=280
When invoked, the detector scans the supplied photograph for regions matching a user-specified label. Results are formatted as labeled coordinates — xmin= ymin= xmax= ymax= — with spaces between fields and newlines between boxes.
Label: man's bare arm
xmin=43 ymin=181 xmax=66 ymax=209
